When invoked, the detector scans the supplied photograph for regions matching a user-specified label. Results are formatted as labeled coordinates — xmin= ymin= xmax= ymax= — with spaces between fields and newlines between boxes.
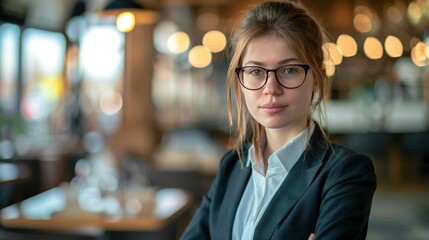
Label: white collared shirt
xmin=232 ymin=121 xmax=315 ymax=240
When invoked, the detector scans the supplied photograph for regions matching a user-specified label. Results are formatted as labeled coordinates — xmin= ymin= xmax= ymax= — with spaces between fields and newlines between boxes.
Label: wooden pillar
xmin=112 ymin=24 xmax=159 ymax=163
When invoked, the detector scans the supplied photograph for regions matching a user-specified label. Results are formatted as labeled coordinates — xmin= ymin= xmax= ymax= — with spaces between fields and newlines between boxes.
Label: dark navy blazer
xmin=181 ymin=126 xmax=377 ymax=240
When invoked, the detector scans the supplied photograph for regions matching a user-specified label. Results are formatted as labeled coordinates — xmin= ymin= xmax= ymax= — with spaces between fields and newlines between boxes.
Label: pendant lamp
xmin=101 ymin=0 xmax=158 ymax=25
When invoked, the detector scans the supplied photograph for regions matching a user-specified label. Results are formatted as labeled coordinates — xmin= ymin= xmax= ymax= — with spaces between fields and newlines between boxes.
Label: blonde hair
xmin=226 ymin=0 xmax=330 ymax=160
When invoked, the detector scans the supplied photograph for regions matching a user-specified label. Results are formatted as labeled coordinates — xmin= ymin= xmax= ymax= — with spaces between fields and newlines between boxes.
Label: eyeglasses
xmin=235 ymin=64 xmax=311 ymax=90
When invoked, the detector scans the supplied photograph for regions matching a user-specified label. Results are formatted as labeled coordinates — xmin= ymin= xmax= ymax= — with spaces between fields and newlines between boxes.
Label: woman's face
xmin=240 ymin=34 xmax=317 ymax=132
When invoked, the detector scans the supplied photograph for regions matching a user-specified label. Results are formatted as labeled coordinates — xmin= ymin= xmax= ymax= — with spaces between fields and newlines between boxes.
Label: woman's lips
xmin=260 ymin=103 xmax=287 ymax=113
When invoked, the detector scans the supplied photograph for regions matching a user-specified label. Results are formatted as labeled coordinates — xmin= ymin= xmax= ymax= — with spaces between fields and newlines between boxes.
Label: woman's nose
xmin=263 ymin=72 xmax=283 ymax=95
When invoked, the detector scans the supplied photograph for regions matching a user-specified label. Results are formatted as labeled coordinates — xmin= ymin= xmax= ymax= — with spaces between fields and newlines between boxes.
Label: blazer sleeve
xmin=180 ymin=177 xmax=216 ymax=240
xmin=180 ymin=150 xmax=233 ymax=240
xmin=315 ymin=151 xmax=377 ymax=239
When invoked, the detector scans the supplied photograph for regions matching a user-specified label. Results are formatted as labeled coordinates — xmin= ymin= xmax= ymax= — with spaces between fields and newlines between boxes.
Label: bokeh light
xmin=336 ymin=34 xmax=357 ymax=57
xmin=40 ymin=76 xmax=64 ymax=101
xmin=202 ymin=30 xmax=227 ymax=53
xmin=83 ymin=131 xmax=105 ymax=153
xmin=116 ymin=12 xmax=135 ymax=33
xmin=407 ymin=2 xmax=423 ymax=25
xmin=354 ymin=13 xmax=372 ymax=33
xmin=384 ymin=35 xmax=403 ymax=58
xmin=411 ymin=41 xmax=427 ymax=67
xmin=20 ymin=95 xmax=45 ymax=120
xmin=167 ymin=31 xmax=190 ymax=54
xmin=364 ymin=37 xmax=383 ymax=59
xmin=99 ymin=90 xmax=123 ymax=115
xmin=387 ymin=5 xmax=403 ymax=24
xmin=188 ymin=45 xmax=212 ymax=68
xmin=325 ymin=64 xmax=336 ymax=77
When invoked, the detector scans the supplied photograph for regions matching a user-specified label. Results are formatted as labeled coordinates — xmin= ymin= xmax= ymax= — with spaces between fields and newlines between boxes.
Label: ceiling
xmin=0 ymin=0 xmax=418 ymax=34
xmin=0 ymin=0 xmax=242 ymax=30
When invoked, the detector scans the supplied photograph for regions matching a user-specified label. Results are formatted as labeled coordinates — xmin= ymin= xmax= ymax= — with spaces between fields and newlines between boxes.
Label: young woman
xmin=181 ymin=1 xmax=376 ymax=239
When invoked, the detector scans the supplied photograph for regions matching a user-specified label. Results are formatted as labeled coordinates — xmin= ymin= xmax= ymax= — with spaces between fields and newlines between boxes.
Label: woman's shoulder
xmin=326 ymin=143 xmax=374 ymax=168
xmin=330 ymin=143 xmax=367 ymax=157
xmin=320 ymin=142 xmax=377 ymax=191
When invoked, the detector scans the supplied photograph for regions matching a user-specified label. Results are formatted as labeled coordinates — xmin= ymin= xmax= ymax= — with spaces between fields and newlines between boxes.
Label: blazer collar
xmin=254 ymin=125 xmax=330 ymax=239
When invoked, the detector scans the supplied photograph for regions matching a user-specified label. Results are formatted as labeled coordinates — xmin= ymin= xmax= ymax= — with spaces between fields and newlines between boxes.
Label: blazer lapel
xmin=254 ymin=128 xmax=329 ymax=239
xmin=217 ymin=156 xmax=251 ymax=240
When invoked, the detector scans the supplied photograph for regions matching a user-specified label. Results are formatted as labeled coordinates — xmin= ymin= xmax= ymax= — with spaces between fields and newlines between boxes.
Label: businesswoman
xmin=181 ymin=1 xmax=377 ymax=239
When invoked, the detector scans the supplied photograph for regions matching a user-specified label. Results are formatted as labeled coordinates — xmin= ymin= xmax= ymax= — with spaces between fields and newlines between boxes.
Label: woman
xmin=181 ymin=1 xmax=376 ymax=239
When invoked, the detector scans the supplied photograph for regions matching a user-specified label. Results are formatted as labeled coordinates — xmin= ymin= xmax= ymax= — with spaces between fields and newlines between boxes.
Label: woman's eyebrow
xmin=243 ymin=58 xmax=302 ymax=66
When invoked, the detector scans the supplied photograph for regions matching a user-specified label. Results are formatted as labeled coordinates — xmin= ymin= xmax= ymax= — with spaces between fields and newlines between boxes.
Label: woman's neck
xmin=262 ymin=120 xmax=309 ymax=166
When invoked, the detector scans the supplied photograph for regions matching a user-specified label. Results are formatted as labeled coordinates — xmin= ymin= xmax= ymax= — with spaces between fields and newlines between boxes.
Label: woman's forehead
xmin=242 ymin=35 xmax=300 ymax=65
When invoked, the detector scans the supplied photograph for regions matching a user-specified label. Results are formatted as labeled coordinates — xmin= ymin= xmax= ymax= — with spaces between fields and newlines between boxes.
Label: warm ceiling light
xmin=387 ymin=6 xmax=403 ymax=23
xmin=202 ymin=30 xmax=227 ymax=53
xmin=353 ymin=13 xmax=372 ymax=33
xmin=407 ymin=2 xmax=423 ymax=25
xmin=116 ymin=12 xmax=135 ymax=32
xmin=363 ymin=37 xmax=383 ymax=59
xmin=167 ymin=31 xmax=190 ymax=54
xmin=325 ymin=64 xmax=336 ymax=77
xmin=336 ymin=34 xmax=357 ymax=57
xmin=384 ymin=35 xmax=403 ymax=58
xmin=411 ymin=41 xmax=427 ymax=67
xmin=188 ymin=45 xmax=212 ymax=68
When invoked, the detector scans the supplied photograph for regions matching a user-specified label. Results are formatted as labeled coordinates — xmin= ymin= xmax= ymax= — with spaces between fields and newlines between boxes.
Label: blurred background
xmin=0 ymin=0 xmax=428 ymax=239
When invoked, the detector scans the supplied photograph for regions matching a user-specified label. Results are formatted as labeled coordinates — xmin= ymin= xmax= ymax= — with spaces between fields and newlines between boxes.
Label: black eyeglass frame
xmin=235 ymin=64 xmax=311 ymax=90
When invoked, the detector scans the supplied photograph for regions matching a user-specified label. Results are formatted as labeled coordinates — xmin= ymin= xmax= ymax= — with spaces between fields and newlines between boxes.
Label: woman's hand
xmin=308 ymin=233 xmax=315 ymax=240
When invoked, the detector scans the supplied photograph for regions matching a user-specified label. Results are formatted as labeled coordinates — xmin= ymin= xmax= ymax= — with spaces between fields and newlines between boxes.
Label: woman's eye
xmin=250 ymin=69 xmax=262 ymax=76
xmin=284 ymin=68 xmax=297 ymax=74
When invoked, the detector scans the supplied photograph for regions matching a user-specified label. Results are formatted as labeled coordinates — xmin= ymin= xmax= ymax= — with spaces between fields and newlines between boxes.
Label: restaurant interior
xmin=0 ymin=0 xmax=428 ymax=239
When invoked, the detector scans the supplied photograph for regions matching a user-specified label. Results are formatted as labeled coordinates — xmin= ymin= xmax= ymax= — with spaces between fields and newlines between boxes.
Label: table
xmin=0 ymin=163 xmax=32 ymax=210
xmin=0 ymin=163 xmax=30 ymax=185
xmin=0 ymin=186 xmax=192 ymax=234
